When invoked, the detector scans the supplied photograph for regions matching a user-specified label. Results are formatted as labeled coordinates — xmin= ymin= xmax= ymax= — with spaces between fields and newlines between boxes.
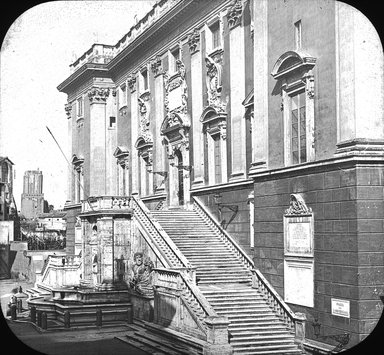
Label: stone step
xmin=230 ymin=329 xmax=290 ymax=336
xmin=118 ymin=331 xmax=189 ymax=355
xmin=232 ymin=343 xmax=300 ymax=351
xmin=229 ymin=321 xmax=288 ymax=329
xmin=213 ymin=303 xmax=270 ymax=310
xmin=233 ymin=346 xmax=302 ymax=354
xmin=218 ymin=309 xmax=275 ymax=316
xmin=236 ymin=348 xmax=303 ymax=355
xmin=231 ymin=332 xmax=294 ymax=340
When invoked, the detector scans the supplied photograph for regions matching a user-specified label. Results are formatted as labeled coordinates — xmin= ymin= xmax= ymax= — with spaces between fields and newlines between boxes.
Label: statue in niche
xmin=92 ymin=252 xmax=98 ymax=286
xmin=205 ymin=56 xmax=226 ymax=112
xmin=115 ymin=254 xmax=126 ymax=283
xmin=129 ymin=252 xmax=154 ymax=297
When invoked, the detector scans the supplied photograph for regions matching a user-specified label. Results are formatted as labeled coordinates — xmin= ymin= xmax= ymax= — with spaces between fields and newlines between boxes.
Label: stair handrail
xmin=193 ymin=196 xmax=254 ymax=270
xmin=131 ymin=196 xmax=192 ymax=269
xmin=252 ymin=268 xmax=300 ymax=328
xmin=154 ymin=267 xmax=218 ymax=330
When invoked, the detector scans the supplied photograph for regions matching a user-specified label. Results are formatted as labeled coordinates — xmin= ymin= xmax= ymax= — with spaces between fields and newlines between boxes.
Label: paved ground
xmin=0 ymin=278 xmax=148 ymax=355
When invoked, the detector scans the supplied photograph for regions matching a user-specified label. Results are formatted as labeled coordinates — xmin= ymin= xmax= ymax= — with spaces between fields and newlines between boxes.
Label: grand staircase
xmin=151 ymin=208 xmax=302 ymax=355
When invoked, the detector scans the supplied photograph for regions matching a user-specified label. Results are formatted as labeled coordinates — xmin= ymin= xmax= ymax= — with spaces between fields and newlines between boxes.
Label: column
xmin=229 ymin=23 xmax=246 ymax=179
xmin=251 ymin=0 xmax=268 ymax=171
xmin=336 ymin=2 xmax=384 ymax=148
xmin=154 ymin=71 xmax=166 ymax=192
xmin=190 ymin=39 xmax=205 ymax=186
xmin=88 ymin=87 xmax=110 ymax=196
xmin=129 ymin=74 xmax=139 ymax=194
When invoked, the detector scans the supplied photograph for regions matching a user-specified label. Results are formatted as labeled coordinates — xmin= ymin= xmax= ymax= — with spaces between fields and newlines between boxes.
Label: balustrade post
xmin=204 ymin=316 xmax=233 ymax=355
xmin=294 ymin=312 xmax=306 ymax=348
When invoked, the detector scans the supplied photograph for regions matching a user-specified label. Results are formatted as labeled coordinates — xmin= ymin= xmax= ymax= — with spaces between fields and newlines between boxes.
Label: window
xmin=294 ymin=20 xmax=302 ymax=50
xmin=141 ymin=69 xmax=149 ymax=91
xmin=213 ymin=135 xmax=222 ymax=184
xmin=119 ymin=84 xmax=127 ymax=107
xmin=210 ymin=21 xmax=221 ymax=49
xmin=291 ymin=91 xmax=306 ymax=164
xmin=170 ymin=48 xmax=180 ymax=73
xmin=271 ymin=51 xmax=316 ymax=166
xmin=109 ymin=116 xmax=116 ymax=129
xmin=77 ymin=97 xmax=83 ymax=117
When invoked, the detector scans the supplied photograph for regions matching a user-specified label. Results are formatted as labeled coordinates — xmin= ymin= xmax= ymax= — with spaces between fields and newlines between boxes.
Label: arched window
xmin=200 ymin=106 xmax=227 ymax=185
xmin=271 ymin=51 xmax=316 ymax=166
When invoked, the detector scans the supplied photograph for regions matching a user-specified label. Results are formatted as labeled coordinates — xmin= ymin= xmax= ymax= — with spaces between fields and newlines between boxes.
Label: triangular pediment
xmin=242 ymin=89 xmax=254 ymax=108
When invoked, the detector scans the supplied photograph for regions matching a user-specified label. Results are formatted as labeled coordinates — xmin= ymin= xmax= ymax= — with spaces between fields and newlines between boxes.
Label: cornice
xmin=57 ymin=63 xmax=110 ymax=94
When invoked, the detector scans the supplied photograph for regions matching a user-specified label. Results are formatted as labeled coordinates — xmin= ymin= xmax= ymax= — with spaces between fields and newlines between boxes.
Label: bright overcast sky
xmin=0 ymin=0 xmax=155 ymax=210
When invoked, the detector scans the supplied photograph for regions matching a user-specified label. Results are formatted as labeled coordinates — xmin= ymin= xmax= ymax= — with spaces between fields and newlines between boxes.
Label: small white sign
xmin=331 ymin=298 xmax=350 ymax=318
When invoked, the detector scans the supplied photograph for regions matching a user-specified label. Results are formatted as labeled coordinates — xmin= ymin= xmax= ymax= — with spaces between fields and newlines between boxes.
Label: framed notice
xmin=284 ymin=216 xmax=314 ymax=257
xmin=284 ymin=258 xmax=314 ymax=307
xmin=331 ymin=298 xmax=350 ymax=318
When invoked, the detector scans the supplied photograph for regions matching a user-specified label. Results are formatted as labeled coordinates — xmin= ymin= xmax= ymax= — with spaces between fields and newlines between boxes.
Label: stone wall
xmin=253 ymin=161 xmax=384 ymax=348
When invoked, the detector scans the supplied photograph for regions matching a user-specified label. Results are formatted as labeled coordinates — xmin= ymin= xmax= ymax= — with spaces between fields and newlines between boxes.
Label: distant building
xmin=37 ymin=210 xmax=66 ymax=232
xmin=21 ymin=170 xmax=44 ymax=219
xmin=0 ymin=157 xmax=15 ymax=221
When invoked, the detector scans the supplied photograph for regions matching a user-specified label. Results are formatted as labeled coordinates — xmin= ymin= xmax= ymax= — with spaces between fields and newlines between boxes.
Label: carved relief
xmin=163 ymin=59 xmax=189 ymax=128
xmin=188 ymin=28 xmax=200 ymax=53
xmin=150 ymin=55 xmax=163 ymax=76
xmin=127 ymin=73 xmax=137 ymax=92
xmin=285 ymin=194 xmax=312 ymax=216
xmin=306 ymin=74 xmax=315 ymax=99
xmin=65 ymin=103 xmax=72 ymax=118
xmin=138 ymin=91 xmax=153 ymax=144
xmin=218 ymin=121 xmax=227 ymax=140
xmin=205 ymin=56 xmax=226 ymax=113
xmin=88 ymin=87 xmax=110 ymax=103
xmin=111 ymin=196 xmax=131 ymax=209
xmin=129 ymin=252 xmax=154 ymax=298
xmin=227 ymin=0 xmax=243 ymax=29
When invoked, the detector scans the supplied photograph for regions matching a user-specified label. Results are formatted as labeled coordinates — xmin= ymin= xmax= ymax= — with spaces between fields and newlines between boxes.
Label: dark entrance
xmin=175 ymin=150 xmax=184 ymax=206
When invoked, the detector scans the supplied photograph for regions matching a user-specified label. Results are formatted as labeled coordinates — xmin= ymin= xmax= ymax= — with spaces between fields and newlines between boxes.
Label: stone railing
xmin=193 ymin=196 xmax=254 ymax=270
xmin=153 ymin=267 xmax=232 ymax=354
xmin=82 ymin=195 xmax=132 ymax=213
xmin=131 ymin=196 xmax=192 ymax=269
xmin=193 ymin=196 xmax=306 ymax=346
xmin=252 ymin=268 xmax=306 ymax=344
xmin=39 ymin=254 xmax=82 ymax=287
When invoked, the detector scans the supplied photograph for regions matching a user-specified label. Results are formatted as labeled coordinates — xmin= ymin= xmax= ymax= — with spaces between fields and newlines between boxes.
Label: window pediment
xmin=113 ymin=146 xmax=129 ymax=160
xmin=271 ymin=50 xmax=316 ymax=80
xmin=72 ymin=154 xmax=84 ymax=167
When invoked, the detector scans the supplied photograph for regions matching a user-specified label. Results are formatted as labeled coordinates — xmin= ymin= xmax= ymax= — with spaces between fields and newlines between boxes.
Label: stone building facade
xmin=21 ymin=169 xmax=45 ymax=219
xmin=57 ymin=0 xmax=383 ymax=351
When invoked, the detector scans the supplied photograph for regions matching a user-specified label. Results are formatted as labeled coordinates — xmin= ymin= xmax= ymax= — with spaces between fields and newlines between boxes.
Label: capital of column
xmin=88 ymin=87 xmax=110 ymax=104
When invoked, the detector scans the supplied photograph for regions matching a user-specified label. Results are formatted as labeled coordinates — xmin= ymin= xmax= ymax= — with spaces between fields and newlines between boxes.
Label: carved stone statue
xmin=129 ymin=252 xmax=154 ymax=297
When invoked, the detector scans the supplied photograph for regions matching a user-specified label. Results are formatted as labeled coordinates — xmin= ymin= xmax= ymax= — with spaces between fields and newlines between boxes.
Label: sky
xmin=0 ymin=0 xmax=155 ymax=210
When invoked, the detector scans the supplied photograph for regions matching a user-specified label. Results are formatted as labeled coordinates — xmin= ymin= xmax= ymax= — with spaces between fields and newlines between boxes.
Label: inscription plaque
xmin=331 ymin=298 xmax=350 ymax=318
xmin=284 ymin=259 xmax=314 ymax=307
xmin=168 ymin=85 xmax=183 ymax=111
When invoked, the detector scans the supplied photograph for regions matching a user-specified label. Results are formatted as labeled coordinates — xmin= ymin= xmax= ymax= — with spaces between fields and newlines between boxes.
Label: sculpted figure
xmin=129 ymin=252 xmax=154 ymax=297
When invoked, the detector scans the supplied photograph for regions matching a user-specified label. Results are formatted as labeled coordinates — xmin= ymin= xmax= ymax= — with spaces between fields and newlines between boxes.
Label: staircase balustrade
xmin=153 ymin=267 xmax=221 ymax=335
xmin=193 ymin=196 xmax=306 ymax=349
xmin=131 ymin=196 xmax=192 ymax=269
xmin=252 ymin=268 xmax=306 ymax=344
xmin=40 ymin=254 xmax=82 ymax=286
xmin=193 ymin=197 xmax=254 ymax=270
